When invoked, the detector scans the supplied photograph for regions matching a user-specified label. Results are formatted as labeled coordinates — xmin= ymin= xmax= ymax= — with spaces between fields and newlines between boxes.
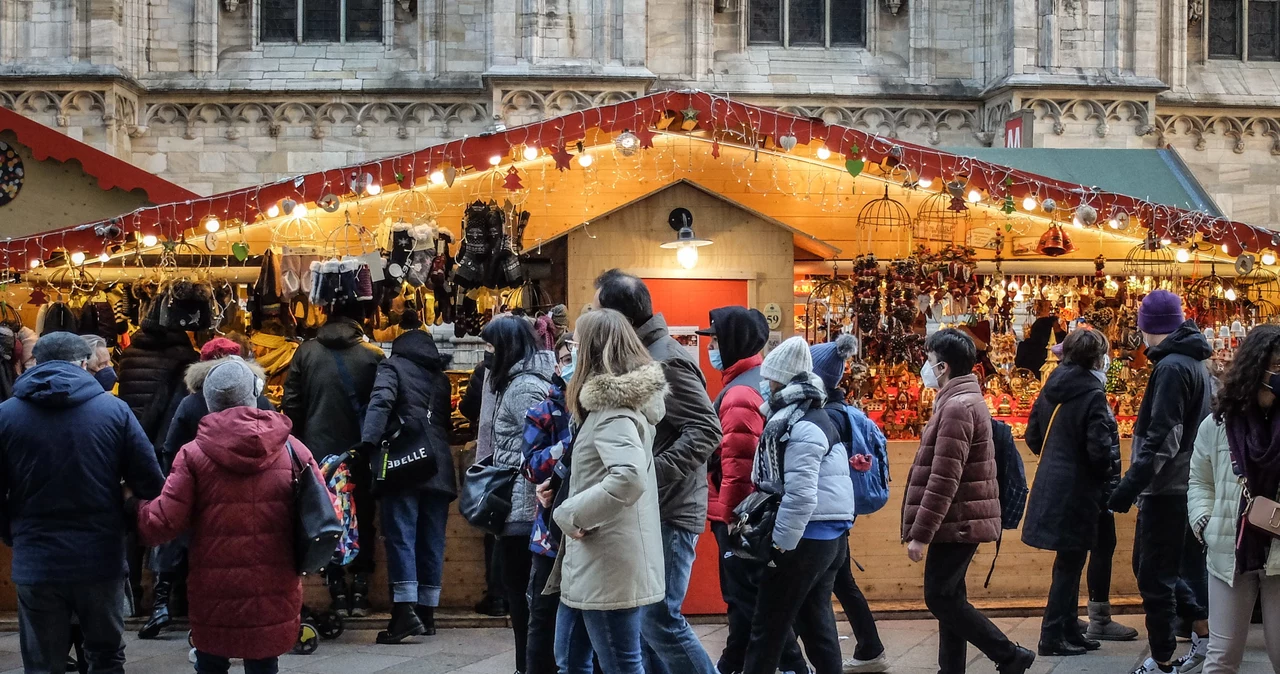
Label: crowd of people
xmin=0 ymin=274 xmax=1276 ymax=674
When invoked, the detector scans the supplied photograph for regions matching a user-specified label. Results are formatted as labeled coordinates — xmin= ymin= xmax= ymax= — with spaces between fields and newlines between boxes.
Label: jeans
xmin=557 ymin=604 xmax=644 ymax=674
xmin=639 ymin=525 xmax=717 ymax=674
xmin=527 ymin=553 xmax=559 ymax=674
xmin=380 ymin=489 xmax=450 ymax=606
xmin=1087 ymin=510 xmax=1117 ymax=603
xmin=1204 ymin=571 xmax=1280 ymax=673
xmin=1132 ymin=495 xmax=1208 ymax=663
xmin=18 ymin=580 xmax=127 ymax=674
xmin=501 ymin=534 xmax=534 ymax=673
xmin=1041 ymin=549 xmax=1088 ymax=640
xmin=193 ymin=652 xmax=278 ymax=674
xmin=710 ymin=522 xmax=806 ymax=674
xmin=832 ymin=551 xmax=884 ymax=660
xmin=742 ymin=535 xmax=846 ymax=674
xmin=923 ymin=542 xmax=1018 ymax=674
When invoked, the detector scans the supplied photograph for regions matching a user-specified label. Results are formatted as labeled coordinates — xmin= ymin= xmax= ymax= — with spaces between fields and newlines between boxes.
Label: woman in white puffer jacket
xmin=1187 ymin=325 xmax=1280 ymax=674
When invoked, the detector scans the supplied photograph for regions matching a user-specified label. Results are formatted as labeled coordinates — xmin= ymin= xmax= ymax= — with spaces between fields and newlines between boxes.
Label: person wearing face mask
xmin=902 ymin=328 xmax=1036 ymax=674
xmin=1187 ymin=324 xmax=1280 ymax=674
xmin=1021 ymin=328 xmax=1122 ymax=657
xmin=1107 ymin=290 xmax=1214 ymax=674
xmin=81 ymin=335 xmax=117 ymax=392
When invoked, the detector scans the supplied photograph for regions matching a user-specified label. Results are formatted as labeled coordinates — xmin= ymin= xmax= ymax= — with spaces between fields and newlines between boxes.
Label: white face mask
xmin=921 ymin=361 xmax=941 ymax=389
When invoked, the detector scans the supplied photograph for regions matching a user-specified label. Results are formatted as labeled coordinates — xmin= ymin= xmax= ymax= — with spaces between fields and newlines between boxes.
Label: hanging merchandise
xmin=453 ymin=201 xmax=494 ymax=289
xmin=251 ymin=249 xmax=291 ymax=331
xmin=159 ymin=279 xmax=215 ymax=331
xmin=39 ymin=301 xmax=77 ymax=336
xmin=429 ymin=236 xmax=454 ymax=325
xmin=1037 ymin=223 xmax=1075 ymax=257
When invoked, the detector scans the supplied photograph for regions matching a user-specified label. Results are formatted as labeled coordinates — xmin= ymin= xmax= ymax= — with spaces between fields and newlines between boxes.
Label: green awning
xmin=942 ymin=148 xmax=1223 ymax=218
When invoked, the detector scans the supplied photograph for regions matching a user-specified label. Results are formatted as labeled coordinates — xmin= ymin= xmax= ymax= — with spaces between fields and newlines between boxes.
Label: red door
xmin=644 ymin=278 xmax=749 ymax=615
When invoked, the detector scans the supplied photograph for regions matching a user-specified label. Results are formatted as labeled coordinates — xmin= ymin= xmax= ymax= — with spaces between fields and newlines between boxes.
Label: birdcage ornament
xmin=1121 ymin=230 xmax=1179 ymax=281
xmin=914 ymin=191 xmax=969 ymax=248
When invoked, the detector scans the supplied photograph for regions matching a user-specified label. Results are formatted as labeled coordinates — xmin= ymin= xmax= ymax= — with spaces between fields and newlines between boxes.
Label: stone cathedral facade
xmin=1 ymin=0 xmax=1279 ymax=226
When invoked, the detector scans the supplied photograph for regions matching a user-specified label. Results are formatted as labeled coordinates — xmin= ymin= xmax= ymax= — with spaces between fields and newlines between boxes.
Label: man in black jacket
xmin=1108 ymin=290 xmax=1212 ymax=674
xmin=0 ymin=332 xmax=165 ymax=674
xmin=594 ymin=270 xmax=723 ymax=674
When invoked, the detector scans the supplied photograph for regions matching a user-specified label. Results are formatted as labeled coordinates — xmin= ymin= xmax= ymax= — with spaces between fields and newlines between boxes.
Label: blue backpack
xmin=837 ymin=405 xmax=890 ymax=516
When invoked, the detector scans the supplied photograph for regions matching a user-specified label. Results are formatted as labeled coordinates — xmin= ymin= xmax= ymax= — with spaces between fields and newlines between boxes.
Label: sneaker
xmin=842 ymin=653 xmax=888 ymax=673
xmin=1174 ymin=633 xmax=1207 ymax=674
xmin=1130 ymin=657 xmax=1178 ymax=674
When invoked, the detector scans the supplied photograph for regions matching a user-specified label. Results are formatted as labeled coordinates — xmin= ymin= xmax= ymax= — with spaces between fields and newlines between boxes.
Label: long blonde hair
xmin=565 ymin=308 xmax=653 ymax=422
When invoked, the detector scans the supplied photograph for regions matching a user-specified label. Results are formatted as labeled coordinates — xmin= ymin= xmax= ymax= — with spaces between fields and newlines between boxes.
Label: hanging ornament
xmin=656 ymin=111 xmax=676 ymax=130
xmin=1235 ymin=253 xmax=1256 ymax=275
xmin=1002 ymin=195 xmax=1016 ymax=214
xmin=635 ymin=125 xmax=656 ymax=150
xmin=1075 ymin=204 xmax=1097 ymax=227
xmin=26 ymin=287 xmax=46 ymax=306
xmin=552 ymin=146 xmax=572 ymax=171
xmin=444 ymin=165 xmax=457 ymax=187
xmin=231 ymin=241 xmax=250 ymax=262
xmin=777 ymin=134 xmax=798 ymax=152
xmin=681 ymin=106 xmax=700 ymax=131
xmin=504 ymin=166 xmax=524 ymax=190
xmin=1037 ymin=223 xmax=1075 ymax=257
xmin=945 ymin=177 xmax=969 ymax=212
xmin=317 ymin=194 xmax=341 ymax=213
xmin=280 ymin=198 xmax=298 ymax=216
xmin=615 ymin=130 xmax=640 ymax=157
xmin=1041 ymin=198 xmax=1058 ymax=214
xmin=711 ymin=139 xmax=721 ymax=158
xmin=845 ymin=145 xmax=865 ymax=178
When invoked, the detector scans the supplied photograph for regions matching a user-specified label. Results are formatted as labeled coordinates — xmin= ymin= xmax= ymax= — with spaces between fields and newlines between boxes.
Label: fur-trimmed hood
xmin=185 ymin=357 xmax=267 ymax=393
xmin=579 ymin=362 xmax=668 ymax=424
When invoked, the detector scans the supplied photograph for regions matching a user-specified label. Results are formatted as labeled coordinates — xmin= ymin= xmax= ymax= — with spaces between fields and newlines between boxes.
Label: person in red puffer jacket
xmin=135 ymin=358 xmax=326 ymax=674
xmin=698 ymin=306 xmax=807 ymax=674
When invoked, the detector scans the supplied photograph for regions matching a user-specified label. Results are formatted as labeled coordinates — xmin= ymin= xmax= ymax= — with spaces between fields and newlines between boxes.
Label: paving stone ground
xmin=0 ymin=616 xmax=1273 ymax=673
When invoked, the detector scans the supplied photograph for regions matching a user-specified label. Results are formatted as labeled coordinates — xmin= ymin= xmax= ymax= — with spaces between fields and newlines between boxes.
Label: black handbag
xmin=459 ymin=456 xmax=519 ymax=536
xmin=287 ymin=442 xmax=344 ymax=575
xmin=727 ymin=487 xmax=782 ymax=563
xmin=373 ymin=417 xmax=440 ymax=493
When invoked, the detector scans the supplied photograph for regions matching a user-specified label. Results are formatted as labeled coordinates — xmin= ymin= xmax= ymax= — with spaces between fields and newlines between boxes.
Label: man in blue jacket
xmin=0 ymin=331 xmax=165 ymax=674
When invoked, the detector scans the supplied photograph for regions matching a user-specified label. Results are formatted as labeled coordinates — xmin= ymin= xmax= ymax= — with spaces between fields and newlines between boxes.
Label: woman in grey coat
xmin=478 ymin=316 xmax=553 ymax=674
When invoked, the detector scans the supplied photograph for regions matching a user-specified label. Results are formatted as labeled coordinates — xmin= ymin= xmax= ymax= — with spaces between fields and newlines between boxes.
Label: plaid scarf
xmin=753 ymin=373 xmax=827 ymax=492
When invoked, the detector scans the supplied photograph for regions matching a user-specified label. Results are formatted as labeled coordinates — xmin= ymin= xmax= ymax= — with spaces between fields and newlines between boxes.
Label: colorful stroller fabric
xmin=320 ymin=452 xmax=359 ymax=567
xmin=521 ymin=384 xmax=573 ymax=558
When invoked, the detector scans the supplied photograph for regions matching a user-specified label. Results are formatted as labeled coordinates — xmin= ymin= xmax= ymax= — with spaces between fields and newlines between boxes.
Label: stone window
xmin=749 ymin=0 xmax=865 ymax=47
xmin=260 ymin=0 xmax=382 ymax=42
xmin=1207 ymin=0 xmax=1280 ymax=60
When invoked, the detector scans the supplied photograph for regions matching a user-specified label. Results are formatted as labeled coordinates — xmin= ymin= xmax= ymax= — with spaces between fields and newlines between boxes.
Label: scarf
xmin=249 ymin=333 xmax=298 ymax=378
xmin=753 ymin=373 xmax=827 ymax=492
xmin=1225 ymin=408 xmax=1280 ymax=573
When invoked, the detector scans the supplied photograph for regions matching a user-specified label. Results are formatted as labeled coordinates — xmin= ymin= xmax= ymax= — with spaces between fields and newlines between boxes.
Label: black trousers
xmin=923 ymin=542 xmax=1018 ymax=674
xmin=484 ymin=533 xmax=504 ymax=601
xmin=710 ymin=522 xmax=807 ymax=674
xmin=832 ymin=553 xmax=884 ymax=660
xmin=1087 ymin=510 xmax=1117 ymax=603
xmin=526 ymin=553 xmax=558 ymax=674
xmin=1041 ymin=549 xmax=1088 ymax=640
xmin=1131 ymin=495 xmax=1208 ymax=663
xmin=500 ymin=535 xmax=533 ymax=673
xmin=742 ymin=534 xmax=847 ymax=674
xmin=18 ymin=580 xmax=127 ymax=674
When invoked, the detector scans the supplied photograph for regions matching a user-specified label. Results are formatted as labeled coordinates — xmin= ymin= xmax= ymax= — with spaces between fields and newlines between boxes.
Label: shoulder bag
xmin=1238 ymin=468 xmax=1280 ymax=541
xmin=459 ymin=455 xmax=519 ymax=535
xmin=287 ymin=442 xmax=345 ymax=575
xmin=373 ymin=414 xmax=440 ymax=494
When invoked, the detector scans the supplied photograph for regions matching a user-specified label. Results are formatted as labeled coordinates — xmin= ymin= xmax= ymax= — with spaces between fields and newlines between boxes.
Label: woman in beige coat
xmin=548 ymin=308 xmax=667 ymax=674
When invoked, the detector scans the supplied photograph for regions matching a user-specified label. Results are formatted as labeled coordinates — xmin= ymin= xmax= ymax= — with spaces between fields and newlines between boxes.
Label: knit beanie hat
xmin=810 ymin=334 xmax=857 ymax=391
xmin=203 ymin=358 xmax=259 ymax=412
xmin=200 ymin=337 xmax=243 ymax=362
xmin=1137 ymin=289 xmax=1185 ymax=335
xmin=761 ymin=336 xmax=813 ymax=385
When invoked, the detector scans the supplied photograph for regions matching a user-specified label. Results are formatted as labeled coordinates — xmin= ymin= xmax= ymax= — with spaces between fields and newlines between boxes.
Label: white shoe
xmin=1130 ymin=657 xmax=1178 ymax=674
xmin=1175 ymin=632 xmax=1207 ymax=674
xmin=843 ymin=653 xmax=888 ymax=673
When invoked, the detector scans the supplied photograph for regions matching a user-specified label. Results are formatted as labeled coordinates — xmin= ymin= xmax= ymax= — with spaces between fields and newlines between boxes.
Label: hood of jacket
xmin=13 ymin=361 xmax=105 ymax=408
xmin=707 ymin=307 xmax=769 ymax=370
xmin=510 ymin=349 xmax=556 ymax=382
xmin=635 ymin=314 xmax=670 ymax=348
xmin=1040 ymin=362 xmax=1104 ymax=405
xmin=194 ymin=406 xmax=294 ymax=474
xmin=184 ymin=358 xmax=268 ymax=394
xmin=580 ymin=362 xmax=669 ymax=424
xmin=390 ymin=330 xmax=451 ymax=371
xmin=1147 ymin=319 xmax=1213 ymax=362
xmin=722 ymin=353 xmax=763 ymax=385
xmin=316 ymin=318 xmax=366 ymax=349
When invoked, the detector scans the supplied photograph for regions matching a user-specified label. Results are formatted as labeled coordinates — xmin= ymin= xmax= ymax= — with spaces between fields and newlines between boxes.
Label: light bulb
xmin=98 ymin=252 xmax=110 ymax=263
xmin=489 ymin=155 xmax=502 ymax=166
xmin=1022 ymin=196 xmax=1037 ymax=211
xmin=523 ymin=145 xmax=539 ymax=161
xmin=816 ymin=146 xmax=831 ymax=160
xmin=578 ymin=152 xmax=594 ymax=168
xmin=1225 ymin=288 xmax=1238 ymax=301
xmin=1013 ymin=290 xmax=1025 ymax=302
xmin=294 ymin=203 xmax=308 ymax=218
xmin=203 ymin=215 xmax=220 ymax=233
xmin=676 ymin=244 xmax=698 ymax=269
xmin=1007 ymin=280 xmax=1019 ymax=292
xmin=29 ymin=259 xmax=39 ymax=269
xmin=918 ymin=176 xmax=933 ymax=189
xmin=366 ymin=182 xmax=382 ymax=196
xmin=1160 ymin=237 xmax=1172 ymax=246
xmin=429 ymin=170 xmax=445 ymax=185
xmin=1222 ymin=243 xmax=1230 ymax=254
xmin=1107 ymin=217 xmax=1120 ymax=230
xmin=1176 ymin=248 xmax=1191 ymax=263
xmin=142 ymin=234 xmax=158 ymax=247
xmin=1264 ymin=252 xmax=1277 ymax=266
xmin=967 ymin=189 xmax=982 ymax=204
xmin=266 ymin=204 xmax=280 ymax=218
xmin=69 ymin=251 xmax=86 ymax=266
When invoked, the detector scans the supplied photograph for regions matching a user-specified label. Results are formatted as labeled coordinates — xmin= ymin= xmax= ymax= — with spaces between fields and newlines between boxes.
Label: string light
xmin=294 ymin=203 xmax=309 ymax=218
xmin=489 ymin=155 xmax=503 ymax=166
xmin=266 ymin=204 xmax=280 ymax=218
xmin=69 ymin=251 xmax=86 ymax=266
xmin=98 ymin=252 xmax=110 ymax=263
xmin=918 ymin=176 xmax=933 ymax=189
xmin=578 ymin=152 xmax=594 ymax=168
xmin=966 ymin=189 xmax=982 ymax=204
xmin=1160 ymin=237 xmax=1172 ymax=246
xmin=142 ymin=234 xmax=158 ymax=247
xmin=366 ymin=181 xmax=382 ymax=196
xmin=29 ymin=259 xmax=39 ymax=269
xmin=1176 ymin=248 xmax=1191 ymax=263
xmin=203 ymin=215 xmax=221 ymax=233
xmin=1022 ymin=195 xmax=1037 ymax=211
xmin=1225 ymin=287 xmax=1238 ymax=301
xmin=522 ymin=145 xmax=539 ymax=161
xmin=1263 ymin=251 xmax=1277 ymax=266
xmin=429 ymin=170 xmax=445 ymax=185
xmin=1222 ymin=243 xmax=1230 ymax=254
xmin=816 ymin=146 xmax=831 ymax=160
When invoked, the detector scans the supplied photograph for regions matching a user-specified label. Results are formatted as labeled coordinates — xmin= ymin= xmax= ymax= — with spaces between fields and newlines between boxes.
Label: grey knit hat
xmin=203 ymin=358 xmax=258 ymax=412
xmin=761 ymin=336 xmax=814 ymax=385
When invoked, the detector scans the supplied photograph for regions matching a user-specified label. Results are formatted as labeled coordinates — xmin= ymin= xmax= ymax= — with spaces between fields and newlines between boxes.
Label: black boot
xmin=1064 ymin=627 xmax=1101 ymax=652
xmin=376 ymin=603 xmax=427 ymax=644
xmin=327 ymin=572 xmax=349 ymax=617
xmin=138 ymin=575 xmax=173 ymax=639
xmin=414 ymin=605 xmax=437 ymax=636
xmin=350 ymin=573 xmax=370 ymax=618
xmin=1037 ymin=636 xmax=1086 ymax=657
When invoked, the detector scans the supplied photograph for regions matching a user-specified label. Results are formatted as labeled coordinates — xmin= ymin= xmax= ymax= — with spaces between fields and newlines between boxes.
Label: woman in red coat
xmin=136 ymin=358 xmax=321 ymax=674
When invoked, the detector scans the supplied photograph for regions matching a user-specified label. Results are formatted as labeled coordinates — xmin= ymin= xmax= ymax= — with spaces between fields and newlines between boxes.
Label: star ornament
xmin=552 ymin=145 xmax=572 ymax=172
xmin=635 ymin=125 xmax=655 ymax=150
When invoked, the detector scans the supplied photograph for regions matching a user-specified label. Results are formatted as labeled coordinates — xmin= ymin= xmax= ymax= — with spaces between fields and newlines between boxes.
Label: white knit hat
xmin=760 ymin=336 xmax=813 ymax=385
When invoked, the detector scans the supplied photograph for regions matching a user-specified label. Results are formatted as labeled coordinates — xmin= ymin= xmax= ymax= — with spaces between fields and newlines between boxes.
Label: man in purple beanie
xmin=1108 ymin=289 xmax=1213 ymax=674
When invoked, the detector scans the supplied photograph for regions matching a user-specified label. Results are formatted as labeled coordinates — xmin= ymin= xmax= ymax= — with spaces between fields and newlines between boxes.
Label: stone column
xmin=193 ymin=0 xmax=218 ymax=75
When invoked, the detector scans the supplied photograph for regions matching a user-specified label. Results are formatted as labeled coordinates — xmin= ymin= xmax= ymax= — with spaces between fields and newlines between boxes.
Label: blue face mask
xmin=709 ymin=349 xmax=724 ymax=371
xmin=560 ymin=349 xmax=577 ymax=383
xmin=93 ymin=366 xmax=117 ymax=392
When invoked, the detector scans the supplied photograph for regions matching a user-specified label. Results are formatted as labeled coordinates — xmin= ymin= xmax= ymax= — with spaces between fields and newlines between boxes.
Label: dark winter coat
xmin=459 ymin=352 xmax=491 ymax=423
xmin=361 ymin=330 xmax=457 ymax=497
xmin=282 ymin=318 xmax=384 ymax=458
xmin=1022 ymin=363 xmax=1121 ymax=551
xmin=708 ymin=354 xmax=764 ymax=524
xmin=902 ymin=374 xmax=1001 ymax=545
xmin=116 ymin=328 xmax=199 ymax=445
xmin=1112 ymin=320 xmax=1213 ymax=507
xmin=138 ymin=407 xmax=321 ymax=661
xmin=163 ymin=359 xmax=275 ymax=468
xmin=635 ymin=314 xmax=723 ymax=533
xmin=0 ymin=361 xmax=165 ymax=585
